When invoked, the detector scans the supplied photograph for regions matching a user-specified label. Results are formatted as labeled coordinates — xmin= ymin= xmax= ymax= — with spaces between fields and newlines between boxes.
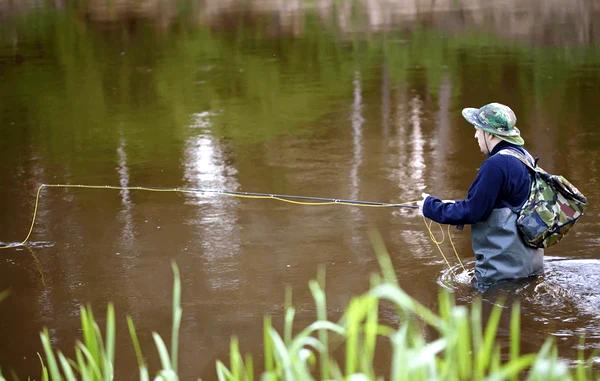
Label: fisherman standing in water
xmin=419 ymin=103 xmax=543 ymax=291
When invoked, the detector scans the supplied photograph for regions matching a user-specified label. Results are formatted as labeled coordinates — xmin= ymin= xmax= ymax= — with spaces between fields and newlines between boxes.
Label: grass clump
xmin=1 ymin=240 xmax=598 ymax=380
xmin=6 ymin=262 xmax=182 ymax=381
xmin=216 ymin=236 xmax=597 ymax=381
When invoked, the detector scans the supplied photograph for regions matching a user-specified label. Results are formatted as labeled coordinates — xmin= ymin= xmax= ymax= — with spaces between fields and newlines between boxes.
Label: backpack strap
xmin=496 ymin=148 xmax=541 ymax=214
xmin=496 ymin=148 xmax=537 ymax=172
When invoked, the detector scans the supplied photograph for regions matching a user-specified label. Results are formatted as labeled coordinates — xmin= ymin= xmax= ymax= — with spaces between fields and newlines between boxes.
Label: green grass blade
xmin=268 ymin=328 xmax=294 ymax=381
xmin=527 ymin=339 xmax=570 ymax=380
xmin=77 ymin=342 xmax=103 ymax=380
xmin=284 ymin=307 xmax=296 ymax=346
xmin=438 ymin=292 xmax=453 ymax=321
xmin=263 ymin=316 xmax=275 ymax=373
xmin=293 ymin=320 xmax=345 ymax=342
xmin=155 ymin=368 xmax=178 ymax=381
xmin=104 ymin=303 xmax=115 ymax=381
xmin=170 ymin=262 xmax=182 ymax=373
xmin=216 ymin=361 xmax=233 ymax=381
xmin=410 ymin=338 xmax=446 ymax=369
xmin=369 ymin=284 xmax=443 ymax=329
xmin=229 ymin=337 xmax=242 ymax=380
xmin=389 ymin=326 xmax=409 ymax=381
xmin=153 ymin=332 xmax=173 ymax=371
xmin=283 ymin=286 xmax=294 ymax=344
xmin=126 ymin=316 xmax=146 ymax=368
xmin=75 ymin=348 xmax=93 ymax=381
xmin=471 ymin=299 xmax=483 ymax=362
xmin=369 ymin=230 xmax=398 ymax=285
xmin=294 ymin=336 xmax=325 ymax=354
xmin=487 ymin=354 xmax=536 ymax=381
xmin=260 ymin=372 xmax=278 ymax=381
xmin=362 ymin=296 xmax=378 ymax=377
xmin=57 ymin=352 xmax=77 ymax=381
xmin=37 ymin=352 xmax=50 ymax=381
xmin=345 ymin=298 xmax=362 ymax=376
xmin=139 ymin=365 xmax=150 ymax=381
xmin=80 ymin=305 xmax=102 ymax=366
xmin=309 ymin=279 xmax=329 ymax=380
xmin=476 ymin=302 xmax=504 ymax=378
xmin=40 ymin=329 xmax=61 ymax=381
xmin=244 ymin=354 xmax=254 ymax=381
xmin=454 ymin=306 xmax=472 ymax=380
xmin=510 ymin=302 xmax=521 ymax=381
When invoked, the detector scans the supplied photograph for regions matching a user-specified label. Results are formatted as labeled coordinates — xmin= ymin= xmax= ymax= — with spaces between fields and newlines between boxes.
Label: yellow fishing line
xmin=1 ymin=183 xmax=465 ymax=274
xmin=422 ymin=217 xmax=467 ymax=274
xmin=271 ymin=196 xmax=337 ymax=205
xmin=447 ymin=224 xmax=467 ymax=272
xmin=423 ymin=217 xmax=454 ymax=275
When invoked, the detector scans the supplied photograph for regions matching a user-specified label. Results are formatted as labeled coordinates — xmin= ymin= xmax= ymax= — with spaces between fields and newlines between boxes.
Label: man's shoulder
xmin=477 ymin=155 xmax=507 ymax=179
xmin=492 ymin=145 xmax=530 ymax=160
xmin=484 ymin=151 xmax=512 ymax=166
xmin=487 ymin=147 xmax=532 ymax=176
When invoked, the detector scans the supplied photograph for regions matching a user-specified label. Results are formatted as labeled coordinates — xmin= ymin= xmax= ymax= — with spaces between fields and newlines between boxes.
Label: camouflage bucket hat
xmin=462 ymin=102 xmax=525 ymax=146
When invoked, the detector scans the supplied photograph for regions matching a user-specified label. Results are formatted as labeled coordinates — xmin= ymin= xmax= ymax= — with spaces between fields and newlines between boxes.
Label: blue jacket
xmin=423 ymin=141 xmax=532 ymax=225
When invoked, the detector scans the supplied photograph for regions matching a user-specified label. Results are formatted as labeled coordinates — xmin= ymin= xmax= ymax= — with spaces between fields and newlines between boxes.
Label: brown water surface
xmin=1 ymin=1 xmax=599 ymax=378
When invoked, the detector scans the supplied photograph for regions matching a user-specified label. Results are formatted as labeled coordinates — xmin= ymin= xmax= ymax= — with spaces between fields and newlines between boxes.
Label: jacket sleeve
xmin=422 ymin=159 xmax=504 ymax=225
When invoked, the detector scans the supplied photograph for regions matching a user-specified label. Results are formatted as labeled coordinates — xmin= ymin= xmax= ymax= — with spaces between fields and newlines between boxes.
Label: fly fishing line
xmin=0 ymin=183 xmax=466 ymax=271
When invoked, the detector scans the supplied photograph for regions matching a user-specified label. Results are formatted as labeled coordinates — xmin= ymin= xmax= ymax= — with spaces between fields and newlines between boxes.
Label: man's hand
xmin=416 ymin=192 xmax=429 ymax=216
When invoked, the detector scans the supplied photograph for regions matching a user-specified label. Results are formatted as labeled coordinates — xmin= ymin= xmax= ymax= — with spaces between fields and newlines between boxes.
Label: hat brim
xmin=462 ymin=108 xmax=485 ymax=129
xmin=497 ymin=134 xmax=525 ymax=146
xmin=462 ymin=107 xmax=525 ymax=146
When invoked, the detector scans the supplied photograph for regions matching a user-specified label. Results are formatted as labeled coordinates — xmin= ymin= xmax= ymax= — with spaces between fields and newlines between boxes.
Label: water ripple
xmin=11 ymin=241 xmax=55 ymax=250
xmin=437 ymin=256 xmax=600 ymax=347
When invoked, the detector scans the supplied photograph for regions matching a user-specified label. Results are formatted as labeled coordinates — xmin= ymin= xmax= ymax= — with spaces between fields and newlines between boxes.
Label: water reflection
xmin=391 ymin=91 xmax=409 ymax=191
xmin=14 ymin=245 xmax=47 ymax=287
xmin=184 ymin=113 xmax=241 ymax=291
xmin=381 ymin=64 xmax=391 ymax=138
xmin=349 ymin=70 xmax=365 ymax=250
xmin=350 ymin=71 xmax=364 ymax=202
xmin=432 ymin=73 xmax=453 ymax=190
xmin=117 ymin=133 xmax=135 ymax=247
xmin=3 ymin=1 xmax=598 ymax=46
xmin=409 ymin=95 xmax=425 ymax=191
xmin=387 ymin=90 xmax=436 ymax=259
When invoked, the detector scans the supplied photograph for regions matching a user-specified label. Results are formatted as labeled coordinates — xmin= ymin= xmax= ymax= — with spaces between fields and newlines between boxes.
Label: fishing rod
xmin=180 ymin=187 xmax=419 ymax=208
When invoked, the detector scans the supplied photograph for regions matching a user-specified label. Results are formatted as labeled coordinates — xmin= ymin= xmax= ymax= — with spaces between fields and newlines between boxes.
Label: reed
xmin=1 ymin=247 xmax=598 ymax=380
xmin=216 ymin=237 xmax=598 ymax=381
xmin=31 ymin=262 xmax=182 ymax=381
xmin=214 ymin=235 xmax=598 ymax=381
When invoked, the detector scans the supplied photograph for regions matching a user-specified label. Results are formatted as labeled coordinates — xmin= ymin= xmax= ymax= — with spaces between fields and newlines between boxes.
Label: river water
xmin=1 ymin=1 xmax=599 ymax=378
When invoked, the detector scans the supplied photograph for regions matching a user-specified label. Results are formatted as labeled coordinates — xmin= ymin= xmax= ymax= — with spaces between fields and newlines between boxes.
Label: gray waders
xmin=471 ymin=207 xmax=544 ymax=291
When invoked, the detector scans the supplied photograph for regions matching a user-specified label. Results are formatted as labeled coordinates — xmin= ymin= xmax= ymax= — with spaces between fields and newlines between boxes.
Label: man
xmin=419 ymin=102 xmax=543 ymax=291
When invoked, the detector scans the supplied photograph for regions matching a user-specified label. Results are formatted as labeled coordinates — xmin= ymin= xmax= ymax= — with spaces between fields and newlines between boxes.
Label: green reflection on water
xmin=1 ymin=5 xmax=600 ymax=159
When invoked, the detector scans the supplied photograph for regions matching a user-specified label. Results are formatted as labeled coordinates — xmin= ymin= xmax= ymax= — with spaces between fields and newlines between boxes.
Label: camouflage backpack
xmin=498 ymin=149 xmax=588 ymax=248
